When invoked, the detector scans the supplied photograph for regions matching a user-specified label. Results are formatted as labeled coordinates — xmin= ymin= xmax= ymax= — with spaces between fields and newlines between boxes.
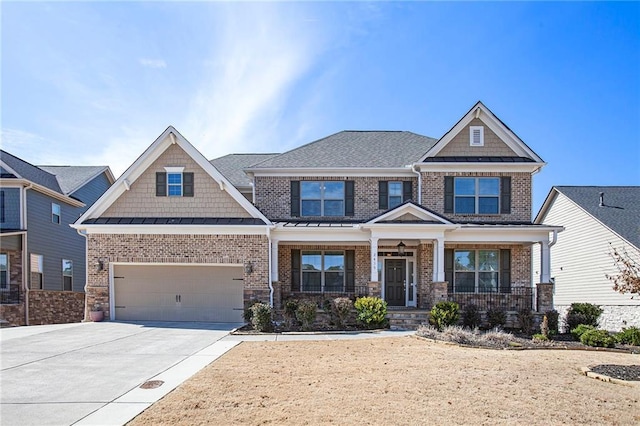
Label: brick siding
xmin=86 ymin=233 xmax=269 ymax=320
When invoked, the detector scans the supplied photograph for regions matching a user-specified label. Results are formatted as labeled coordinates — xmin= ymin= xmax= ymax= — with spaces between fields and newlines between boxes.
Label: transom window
xmin=301 ymin=182 xmax=345 ymax=216
xmin=453 ymin=250 xmax=499 ymax=293
xmin=167 ymin=172 xmax=183 ymax=196
xmin=0 ymin=254 xmax=8 ymax=291
xmin=52 ymin=203 xmax=61 ymax=224
xmin=301 ymin=251 xmax=345 ymax=292
xmin=62 ymin=259 xmax=73 ymax=291
xmin=30 ymin=254 xmax=43 ymax=290
xmin=454 ymin=177 xmax=499 ymax=214
xmin=388 ymin=181 xmax=403 ymax=209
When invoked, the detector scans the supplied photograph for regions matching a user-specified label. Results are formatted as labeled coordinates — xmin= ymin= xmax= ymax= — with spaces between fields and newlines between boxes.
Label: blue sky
xmin=2 ymin=1 xmax=639 ymax=212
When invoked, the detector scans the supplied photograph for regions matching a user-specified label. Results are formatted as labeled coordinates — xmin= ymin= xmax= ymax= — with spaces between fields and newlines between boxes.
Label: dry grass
xmin=130 ymin=336 xmax=640 ymax=425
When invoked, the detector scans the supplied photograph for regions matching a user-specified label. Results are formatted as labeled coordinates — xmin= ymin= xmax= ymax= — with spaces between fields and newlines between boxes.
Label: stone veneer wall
xmin=254 ymin=176 xmax=418 ymax=221
xmin=28 ymin=290 xmax=85 ymax=325
xmin=86 ymin=233 xmax=269 ymax=320
xmin=0 ymin=249 xmax=25 ymax=327
xmin=421 ymin=171 xmax=532 ymax=223
xmin=555 ymin=304 xmax=640 ymax=333
xmin=0 ymin=304 xmax=25 ymax=327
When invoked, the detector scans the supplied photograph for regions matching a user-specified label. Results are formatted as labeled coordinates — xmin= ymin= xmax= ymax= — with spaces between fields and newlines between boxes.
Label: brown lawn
xmin=129 ymin=336 xmax=640 ymax=425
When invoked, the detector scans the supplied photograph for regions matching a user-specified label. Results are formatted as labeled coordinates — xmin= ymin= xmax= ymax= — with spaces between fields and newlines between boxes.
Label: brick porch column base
xmin=367 ymin=281 xmax=381 ymax=298
xmin=536 ymin=283 xmax=554 ymax=312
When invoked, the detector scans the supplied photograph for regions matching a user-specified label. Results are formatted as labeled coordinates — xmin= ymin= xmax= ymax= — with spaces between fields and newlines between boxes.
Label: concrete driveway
xmin=0 ymin=321 xmax=241 ymax=426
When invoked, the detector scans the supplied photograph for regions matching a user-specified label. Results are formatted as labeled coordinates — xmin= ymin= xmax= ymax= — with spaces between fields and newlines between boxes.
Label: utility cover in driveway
xmin=114 ymin=264 xmax=244 ymax=322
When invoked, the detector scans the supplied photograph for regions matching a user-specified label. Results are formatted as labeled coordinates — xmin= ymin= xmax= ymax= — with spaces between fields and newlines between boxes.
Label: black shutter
xmin=183 ymin=173 xmax=194 ymax=197
xmin=156 ymin=172 xmax=167 ymax=197
xmin=291 ymin=249 xmax=301 ymax=291
xmin=500 ymin=249 xmax=511 ymax=293
xmin=291 ymin=181 xmax=300 ymax=217
xmin=445 ymin=248 xmax=454 ymax=293
xmin=345 ymin=250 xmax=355 ymax=292
xmin=0 ymin=191 xmax=5 ymax=223
xmin=500 ymin=177 xmax=511 ymax=214
xmin=378 ymin=181 xmax=388 ymax=210
xmin=403 ymin=181 xmax=413 ymax=203
xmin=345 ymin=181 xmax=355 ymax=217
xmin=444 ymin=176 xmax=454 ymax=213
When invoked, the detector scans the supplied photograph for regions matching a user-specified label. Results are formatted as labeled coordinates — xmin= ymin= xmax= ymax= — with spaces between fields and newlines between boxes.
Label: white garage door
xmin=114 ymin=264 xmax=244 ymax=322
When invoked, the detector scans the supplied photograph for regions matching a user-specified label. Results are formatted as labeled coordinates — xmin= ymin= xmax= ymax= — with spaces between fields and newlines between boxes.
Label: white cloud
xmin=138 ymin=58 xmax=167 ymax=69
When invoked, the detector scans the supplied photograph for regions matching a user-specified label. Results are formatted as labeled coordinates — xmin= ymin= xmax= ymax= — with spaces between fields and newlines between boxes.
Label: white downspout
xmin=76 ymin=228 xmax=89 ymax=321
xmin=412 ymin=164 xmax=422 ymax=205
xmin=548 ymin=229 xmax=558 ymax=248
xmin=266 ymin=226 xmax=274 ymax=307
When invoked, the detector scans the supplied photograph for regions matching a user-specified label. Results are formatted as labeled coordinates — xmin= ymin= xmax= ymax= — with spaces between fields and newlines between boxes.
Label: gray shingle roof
xmin=0 ymin=150 xmax=62 ymax=193
xmin=556 ymin=186 xmax=640 ymax=249
xmin=38 ymin=166 xmax=109 ymax=195
xmin=247 ymin=131 xmax=438 ymax=169
xmin=210 ymin=153 xmax=279 ymax=188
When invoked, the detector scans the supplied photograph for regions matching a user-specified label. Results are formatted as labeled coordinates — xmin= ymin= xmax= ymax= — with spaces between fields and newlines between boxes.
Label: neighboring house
xmin=73 ymin=102 xmax=561 ymax=325
xmin=534 ymin=186 xmax=640 ymax=331
xmin=0 ymin=150 xmax=114 ymax=326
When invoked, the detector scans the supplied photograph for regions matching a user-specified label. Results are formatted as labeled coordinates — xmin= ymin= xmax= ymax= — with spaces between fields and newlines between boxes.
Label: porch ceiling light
xmin=397 ymin=241 xmax=406 ymax=256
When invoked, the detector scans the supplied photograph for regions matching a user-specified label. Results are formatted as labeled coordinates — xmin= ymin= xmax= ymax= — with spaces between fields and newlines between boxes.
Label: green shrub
xmin=333 ymin=297 xmax=353 ymax=328
xmin=429 ymin=301 xmax=460 ymax=331
xmin=565 ymin=303 xmax=603 ymax=331
xmin=243 ymin=300 xmax=259 ymax=323
xmin=296 ymin=301 xmax=318 ymax=331
xmin=486 ymin=307 xmax=507 ymax=329
xmin=615 ymin=326 xmax=640 ymax=346
xmin=354 ymin=297 xmax=388 ymax=329
xmin=283 ymin=299 xmax=299 ymax=328
xmin=571 ymin=324 xmax=595 ymax=340
xmin=532 ymin=333 xmax=549 ymax=341
xmin=517 ymin=309 xmax=534 ymax=334
xmin=250 ymin=302 xmax=273 ymax=332
xmin=545 ymin=310 xmax=559 ymax=335
xmin=462 ymin=304 xmax=482 ymax=329
xmin=580 ymin=329 xmax=616 ymax=348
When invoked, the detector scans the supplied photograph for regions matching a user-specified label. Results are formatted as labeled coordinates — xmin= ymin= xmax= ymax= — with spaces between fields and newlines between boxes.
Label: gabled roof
xmin=210 ymin=153 xmax=279 ymax=189
xmin=247 ymin=131 xmax=438 ymax=169
xmin=74 ymin=126 xmax=270 ymax=225
xmin=0 ymin=149 xmax=62 ymax=193
xmin=420 ymin=101 xmax=544 ymax=163
xmin=536 ymin=186 xmax=640 ymax=249
xmin=366 ymin=201 xmax=453 ymax=225
xmin=39 ymin=166 xmax=114 ymax=195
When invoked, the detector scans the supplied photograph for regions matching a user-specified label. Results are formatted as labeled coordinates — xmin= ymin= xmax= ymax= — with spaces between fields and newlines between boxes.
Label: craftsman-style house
xmin=73 ymin=102 xmax=561 ymax=323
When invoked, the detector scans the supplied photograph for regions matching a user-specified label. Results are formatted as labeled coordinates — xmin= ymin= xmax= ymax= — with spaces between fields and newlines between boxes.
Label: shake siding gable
xmin=533 ymin=192 xmax=640 ymax=306
xmin=102 ymin=143 xmax=251 ymax=218
xmin=435 ymin=118 xmax=518 ymax=157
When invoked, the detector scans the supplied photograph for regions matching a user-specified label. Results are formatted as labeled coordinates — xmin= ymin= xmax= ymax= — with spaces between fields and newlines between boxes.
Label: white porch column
xmin=271 ymin=239 xmax=279 ymax=282
xmin=370 ymin=237 xmax=379 ymax=282
xmin=540 ymin=241 xmax=551 ymax=283
xmin=433 ymin=237 xmax=445 ymax=282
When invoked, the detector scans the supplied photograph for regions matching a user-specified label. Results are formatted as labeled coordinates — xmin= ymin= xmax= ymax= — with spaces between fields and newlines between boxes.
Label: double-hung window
xmin=167 ymin=173 xmax=183 ymax=196
xmin=156 ymin=168 xmax=194 ymax=197
xmin=0 ymin=254 xmax=8 ymax=291
xmin=62 ymin=259 xmax=73 ymax=291
xmin=388 ymin=182 xmax=403 ymax=209
xmin=454 ymin=177 xmax=499 ymax=214
xmin=301 ymin=182 xmax=345 ymax=217
xmin=301 ymin=251 xmax=345 ymax=292
xmin=52 ymin=203 xmax=61 ymax=224
xmin=452 ymin=250 xmax=499 ymax=293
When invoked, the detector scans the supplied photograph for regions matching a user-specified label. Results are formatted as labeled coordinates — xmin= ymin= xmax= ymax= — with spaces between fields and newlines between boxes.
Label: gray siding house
xmin=0 ymin=150 xmax=114 ymax=326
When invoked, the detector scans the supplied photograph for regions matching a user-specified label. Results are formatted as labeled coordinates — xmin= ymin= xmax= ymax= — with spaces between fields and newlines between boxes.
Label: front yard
xmin=129 ymin=336 xmax=639 ymax=425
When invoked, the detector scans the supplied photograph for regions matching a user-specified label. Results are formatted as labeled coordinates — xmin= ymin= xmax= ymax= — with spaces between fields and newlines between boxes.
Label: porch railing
xmin=447 ymin=287 xmax=535 ymax=312
xmin=0 ymin=290 xmax=21 ymax=305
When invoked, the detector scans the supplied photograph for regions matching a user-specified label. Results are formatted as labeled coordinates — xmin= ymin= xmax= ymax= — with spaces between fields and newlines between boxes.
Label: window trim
xmin=0 ymin=253 xmax=8 ymax=291
xmin=51 ymin=203 xmax=61 ymax=224
xmin=454 ymin=177 xmax=500 ymax=214
xmin=300 ymin=181 xmax=345 ymax=217
xmin=30 ymin=253 xmax=43 ymax=290
xmin=451 ymin=249 xmax=500 ymax=293
xmin=470 ymin=125 xmax=484 ymax=147
xmin=164 ymin=167 xmax=185 ymax=197
xmin=300 ymin=250 xmax=346 ymax=292
xmin=62 ymin=259 xmax=73 ymax=291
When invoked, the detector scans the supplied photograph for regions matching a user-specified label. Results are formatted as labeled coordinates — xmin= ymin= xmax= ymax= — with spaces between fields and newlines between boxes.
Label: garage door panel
xmin=114 ymin=265 xmax=244 ymax=322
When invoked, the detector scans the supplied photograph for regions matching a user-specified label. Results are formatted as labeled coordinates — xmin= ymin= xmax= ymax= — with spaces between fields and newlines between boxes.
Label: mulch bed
xmin=589 ymin=364 xmax=640 ymax=381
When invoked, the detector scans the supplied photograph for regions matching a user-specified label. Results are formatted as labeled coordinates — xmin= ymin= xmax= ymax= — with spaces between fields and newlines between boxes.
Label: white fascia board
xmin=447 ymin=225 xmax=563 ymax=243
xmin=246 ymin=167 xmax=416 ymax=178
xmin=0 ymin=178 xmax=85 ymax=207
xmin=415 ymin=163 xmax=544 ymax=173
xmin=533 ymin=187 xmax=559 ymax=224
xmin=70 ymin=224 xmax=270 ymax=236
xmin=271 ymin=225 xmax=368 ymax=243
xmin=367 ymin=204 xmax=452 ymax=224
xmin=0 ymin=230 xmax=27 ymax=237
xmin=0 ymin=161 xmax=21 ymax=178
